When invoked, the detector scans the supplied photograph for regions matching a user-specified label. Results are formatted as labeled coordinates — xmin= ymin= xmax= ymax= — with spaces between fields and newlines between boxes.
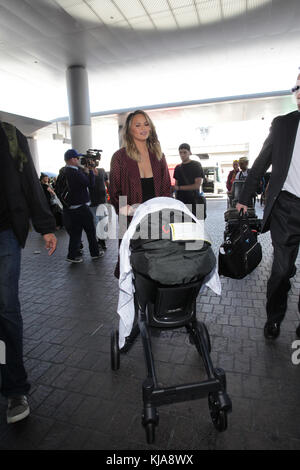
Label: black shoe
xmin=98 ymin=239 xmax=107 ymax=250
xmin=296 ymin=324 xmax=300 ymax=338
xmin=264 ymin=321 xmax=280 ymax=340
xmin=91 ymin=251 xmax=104 ymax=260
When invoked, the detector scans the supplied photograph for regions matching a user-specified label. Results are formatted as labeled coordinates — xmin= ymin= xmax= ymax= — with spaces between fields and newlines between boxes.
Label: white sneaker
xmin=66 ymin=256 xmax=83 ymax=263
xmin=7 ymin=395 xmax=30 ymax=424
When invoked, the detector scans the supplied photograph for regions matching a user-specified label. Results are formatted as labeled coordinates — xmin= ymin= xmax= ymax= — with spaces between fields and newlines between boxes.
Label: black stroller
xmin=111 ymin=208 xmax=232 ymax=444
xmin=224 ymin=180 xmax=262 ymax=238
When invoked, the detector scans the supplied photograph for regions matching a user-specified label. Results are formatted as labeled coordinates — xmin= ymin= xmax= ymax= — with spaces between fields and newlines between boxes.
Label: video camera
xmin=80 ymin=149 xmax=102 ymax=167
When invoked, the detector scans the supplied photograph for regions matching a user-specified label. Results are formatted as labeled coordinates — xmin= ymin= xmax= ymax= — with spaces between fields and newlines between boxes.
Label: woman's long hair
xmin=122 ymin=110 xmax=163 ymax=161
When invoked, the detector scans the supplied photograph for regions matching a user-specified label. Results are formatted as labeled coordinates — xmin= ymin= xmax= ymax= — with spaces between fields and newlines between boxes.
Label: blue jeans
xmin=0 ymin=229 xmax=30 ymax=397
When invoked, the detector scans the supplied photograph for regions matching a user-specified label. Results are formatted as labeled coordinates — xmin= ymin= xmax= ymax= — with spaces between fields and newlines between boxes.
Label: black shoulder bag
xmin=218 ymin=210 xmax=262 ymax=279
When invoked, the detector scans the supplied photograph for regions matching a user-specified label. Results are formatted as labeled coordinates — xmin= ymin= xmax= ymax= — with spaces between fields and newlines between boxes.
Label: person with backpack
xmin=0 ymin=121 xmax=57 ymax=424
xmin=59 ymin=149 xmax=103 ymax=263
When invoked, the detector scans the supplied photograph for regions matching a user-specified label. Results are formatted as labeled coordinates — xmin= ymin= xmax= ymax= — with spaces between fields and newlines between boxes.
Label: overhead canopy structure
xmin=0 ymin=0 xmax=299 ymax=122
xmin=0 ymin=110 xmax=51 ymax=136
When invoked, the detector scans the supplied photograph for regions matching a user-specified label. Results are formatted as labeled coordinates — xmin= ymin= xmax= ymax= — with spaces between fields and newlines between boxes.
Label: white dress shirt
xmin=282 ymin=120 xmax=300 ymax=198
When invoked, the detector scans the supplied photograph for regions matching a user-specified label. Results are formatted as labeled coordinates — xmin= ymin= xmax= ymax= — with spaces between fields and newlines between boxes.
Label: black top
xmin=174 ymin=160 xmax=204 ymax=204
xmin=89 ymin=168 xmax=108 ymax=206
xmin=0 ymin=176 xmax=11 ymax=232
xmin=141 ymin=177 xmax=155 ymax=202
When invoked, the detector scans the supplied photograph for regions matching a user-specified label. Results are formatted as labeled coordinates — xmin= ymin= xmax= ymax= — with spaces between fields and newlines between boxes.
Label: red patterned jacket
xmin=110 ymin=147 xmax=172 ymax=214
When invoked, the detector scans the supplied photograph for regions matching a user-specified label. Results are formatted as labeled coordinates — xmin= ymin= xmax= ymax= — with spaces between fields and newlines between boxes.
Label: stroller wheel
xmin=208 ymin=393 xmax=228 ymax=432
xmin=145 ymin=422 xmax=155 ymax=444
xmin=110 ymin=330 xmax=120 ymax=370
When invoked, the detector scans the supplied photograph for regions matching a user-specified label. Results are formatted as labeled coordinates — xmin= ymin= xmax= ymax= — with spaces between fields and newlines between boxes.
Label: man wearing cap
xmin=0 ymin=121 xmax=57 ymax=423
xmin=174 ymin=143 xmax=206 ymax=218
xmin=237 ymin=71 xmax=300 ymax=340
xmin=63 ymin=149 xmax=102 ymax=263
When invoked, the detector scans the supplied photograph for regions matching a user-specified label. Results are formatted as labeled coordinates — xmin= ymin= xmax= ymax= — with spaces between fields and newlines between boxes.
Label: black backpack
xmin=218 ymin=210 xmax=262 ymax=279
xmin=55 ymin=167 xmax=70 ymax=208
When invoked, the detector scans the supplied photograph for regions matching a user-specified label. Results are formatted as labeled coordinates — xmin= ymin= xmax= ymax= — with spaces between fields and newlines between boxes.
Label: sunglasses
xmin=291 ymin=85 xmax=300 ymax=93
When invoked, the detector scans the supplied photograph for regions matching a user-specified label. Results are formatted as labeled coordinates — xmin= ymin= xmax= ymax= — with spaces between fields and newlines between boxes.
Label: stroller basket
xmin=134 ymin=272 xmax=203 ymax=328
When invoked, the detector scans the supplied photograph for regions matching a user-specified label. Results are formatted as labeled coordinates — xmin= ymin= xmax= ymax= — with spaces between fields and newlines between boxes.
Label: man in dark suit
xmin=0 ymin=121 xmax=57 ymax=423
xmin=237 ymin=74 xmax=300 ymax=340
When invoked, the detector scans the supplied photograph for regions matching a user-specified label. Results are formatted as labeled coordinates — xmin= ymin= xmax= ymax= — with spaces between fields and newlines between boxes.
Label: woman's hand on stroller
xmin=119 ymin=204 xmax=136 ymax=216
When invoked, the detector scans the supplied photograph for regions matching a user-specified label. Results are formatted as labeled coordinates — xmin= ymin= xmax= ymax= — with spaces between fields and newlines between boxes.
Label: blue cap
xmin=64 ymin=149 xmax=83 ymax=161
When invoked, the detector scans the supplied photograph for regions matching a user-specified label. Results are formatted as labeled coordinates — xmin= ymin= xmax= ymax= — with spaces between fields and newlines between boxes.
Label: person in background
xmin=110 ymin=109 xmax=171 ymax=277
xmin=63 ymin=149 xmax=103 ymax=263
xmin=236 ymin=71 xmax=300 ymax=340
xmin=0 ymin=121 xmax=57 ymax=424
xmin=235 ymin=156 xmax=250 ymax=182
xmin=89 ymin=158 xmax=109 ymax=251
xmin=226 ymin=160 xmax=240 ymax=192
xmin=173 ymin=143 xmax=206 ymax=218
xmin=40 ymin=173 xmax=62 ymax=230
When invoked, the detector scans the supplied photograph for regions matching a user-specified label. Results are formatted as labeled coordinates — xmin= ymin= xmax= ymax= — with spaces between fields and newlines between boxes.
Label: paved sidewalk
xmin=0 ymin=199 xmax=299 ymax=450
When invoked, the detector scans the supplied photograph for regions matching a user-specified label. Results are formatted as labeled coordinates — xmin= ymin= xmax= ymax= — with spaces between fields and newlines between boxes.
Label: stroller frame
xmin=111 ymin=271 xmax=232 ymax=444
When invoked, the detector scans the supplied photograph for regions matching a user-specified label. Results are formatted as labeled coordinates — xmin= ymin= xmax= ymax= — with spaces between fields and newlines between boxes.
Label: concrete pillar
xmin=66 ymin=65 xmax=92 ymax=153
xmin=118 ymin=113 xmax=128 ymax=148
xmin=27 ymin=136 xmax=40 ymax=176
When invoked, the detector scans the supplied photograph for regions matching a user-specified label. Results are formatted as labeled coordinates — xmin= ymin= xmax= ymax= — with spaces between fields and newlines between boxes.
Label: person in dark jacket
xmin=0 ymin=121 xmax=57 ymax=424
xmin=89 ymin=161 xmax=109 ymax=251
xmin=237 ymin=72 xmax=300 ymax=340
xmin=40 ymin=173 xmax=63 ymax=229
xmin=63 ymin=149 xmax=102 ymax=263
xmin=226 ymin=160 xmax=240 ymax=192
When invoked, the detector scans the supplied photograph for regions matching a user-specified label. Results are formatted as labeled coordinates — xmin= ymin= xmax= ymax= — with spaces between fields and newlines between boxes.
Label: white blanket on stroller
xmin=118 ymin=197 xmax=221 ymax=348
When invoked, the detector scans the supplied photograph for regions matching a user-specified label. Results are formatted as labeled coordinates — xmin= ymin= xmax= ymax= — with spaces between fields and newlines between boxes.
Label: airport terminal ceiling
xmin=0 ymin=0 xmax=300 ymax=123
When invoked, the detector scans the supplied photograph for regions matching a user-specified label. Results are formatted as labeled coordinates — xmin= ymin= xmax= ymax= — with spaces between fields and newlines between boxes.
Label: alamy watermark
xmin=0 ymin=340 xmax=6 ymax=365
xmin=291 ymin=340 xmax=300 ymax=365
xmin=95 ymin=197 xmax=205 ymax=248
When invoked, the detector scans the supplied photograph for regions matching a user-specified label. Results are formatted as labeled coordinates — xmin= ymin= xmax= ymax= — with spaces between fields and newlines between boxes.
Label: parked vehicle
xmin=202 ymin=164 xmax=225 ymax=196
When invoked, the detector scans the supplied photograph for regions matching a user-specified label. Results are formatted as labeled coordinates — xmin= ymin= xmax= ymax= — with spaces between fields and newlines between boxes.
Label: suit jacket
xmin=110 ymin=147 xmax=171 ymax=214
xmin=239 ymin=110 xmax=300 ymax=232
xmin=1 ymin=123 xmax=55 ymax=247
